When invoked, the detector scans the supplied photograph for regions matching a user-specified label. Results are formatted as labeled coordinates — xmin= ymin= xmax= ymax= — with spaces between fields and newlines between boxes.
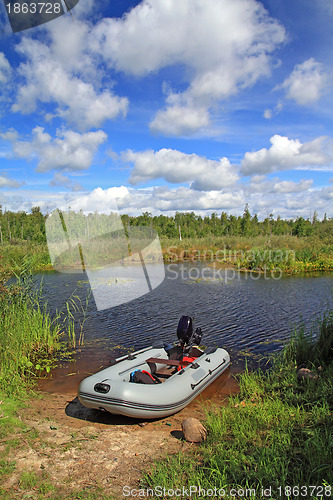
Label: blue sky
xmin=0 ymin=0 xmax=332 ymax=219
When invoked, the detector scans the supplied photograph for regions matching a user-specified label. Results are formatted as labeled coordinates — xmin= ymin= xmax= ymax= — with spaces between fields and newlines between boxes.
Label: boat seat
xmin=146 ymin=357 xmax=193 ymax=367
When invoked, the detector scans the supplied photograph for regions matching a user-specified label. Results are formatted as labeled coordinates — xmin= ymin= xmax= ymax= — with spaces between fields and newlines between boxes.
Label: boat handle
xmin=191 ymin=358 xmax=226 ymax=390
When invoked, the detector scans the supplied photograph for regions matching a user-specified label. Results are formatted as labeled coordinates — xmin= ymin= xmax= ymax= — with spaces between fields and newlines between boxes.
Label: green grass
xmin=162 ymin=235 xmax=333 ymax=273
xmin=0 ymin=257 xmax=90 ymax=395
xmin=144 ymin=314 xmax=333 ymax=499
xmin=0 ymin=263 xmax=61 ymax=395
xmin=0 ymin=241 xmax=51 ymax=272
xmin=1 ymin=234 xmax=332 ymax=274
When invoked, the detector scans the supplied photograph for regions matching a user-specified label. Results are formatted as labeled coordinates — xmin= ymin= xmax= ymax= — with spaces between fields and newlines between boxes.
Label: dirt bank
xmin=1 ymin=368 xmax=239 ymax=499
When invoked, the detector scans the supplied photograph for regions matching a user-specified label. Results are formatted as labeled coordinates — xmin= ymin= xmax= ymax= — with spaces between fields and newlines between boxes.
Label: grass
xmin=0 ymin=258 xmax=106 ymax=499
xmin=0 ymin=241 xmax=51 ymax=272
xmin=1 ymin=234 xmax=332 ymax=274
xmin=144 ymin=313 xmax=333 ymax=499
xmin=0 ymin=259 xmax=62 ymax=395
xmin=161 ymin=235 xmax=333 ymax=274
xmin=0 ymin=255 xmax=91 ymax=396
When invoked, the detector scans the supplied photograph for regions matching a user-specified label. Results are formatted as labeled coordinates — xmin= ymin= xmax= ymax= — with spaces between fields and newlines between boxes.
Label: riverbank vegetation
xmin=0 ymin=206 xmax=332 ymax=274
xmin=0 ymin=263 xmax=59 ymax=397
xmin=145 ymin=312 xmax=333 ymax=499
xmin=0 ymin=260 xmax=83 ymax=397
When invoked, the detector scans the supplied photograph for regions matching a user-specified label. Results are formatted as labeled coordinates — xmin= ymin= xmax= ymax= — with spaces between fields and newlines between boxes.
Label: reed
xmin=0 ymin=258 xmax=88 ymax=395
xmin=0 ymin=262 xmax=57 ymax=394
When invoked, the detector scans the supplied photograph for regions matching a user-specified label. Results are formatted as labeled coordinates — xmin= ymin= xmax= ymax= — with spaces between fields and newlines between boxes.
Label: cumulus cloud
xmin=271 ymin=179 xmax=313 ymax=194
xmin=65 ymin=186 xmax=131 ymax=213
xmin=263 ymin=109 xmax=273 ymax=119
xmin=42 ymin=179 xmax=330 ymax=218
xmin=90 ymin=0 xmax=285 ymax=135
xmin=1 ymin=177 xmax=332 ymax=219
xmin=241 ymin=135 xmax=333 ymax=175
xmin=59 ymin=185 xmax=244 ymax=213
xmin=49 ymin=172 xmax=83 ymax=191
xmin=277 ymin=58 xmax=329 ymax=106
xmin=12 ymin=22 xmax=128 ymax=131
xmin=1 ymin=126 xmax=107 ymax=172
xmin=0 ymin=53 xmax=11 ymax=83
xmin=263 ymin=101 xmax=283 ymax=120
xmin=150 ymin=105 xmax=210 ymax=137
xmin=0 ymin=174 xmax=22 ymax=188
xmin=247 ymin=176 xmax=313 ymax=194
xmin=123 ymin=148 xmax=239 ymax=190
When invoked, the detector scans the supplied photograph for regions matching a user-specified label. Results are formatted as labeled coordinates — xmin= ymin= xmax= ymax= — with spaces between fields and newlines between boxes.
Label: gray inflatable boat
xmin=78 ymin=317 xmax=230 ymax=419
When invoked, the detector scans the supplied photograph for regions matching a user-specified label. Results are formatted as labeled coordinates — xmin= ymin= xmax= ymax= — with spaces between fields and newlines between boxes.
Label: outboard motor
xmin=193 ymin=327 xmax=203 ymax=346
xmin=165 ymin=316 xmax=203 ymax=359
xmin=177 ymin=316 xmax=193 ymax=346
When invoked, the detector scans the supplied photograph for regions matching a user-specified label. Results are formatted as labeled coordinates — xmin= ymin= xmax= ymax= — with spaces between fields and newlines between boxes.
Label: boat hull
xmin=78 ymin=345 xmax=230 ymax=419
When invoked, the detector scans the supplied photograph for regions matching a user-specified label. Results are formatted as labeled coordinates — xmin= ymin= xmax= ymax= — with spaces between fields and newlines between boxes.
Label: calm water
xmin=39 ymin=262 xmax=333 ymax=360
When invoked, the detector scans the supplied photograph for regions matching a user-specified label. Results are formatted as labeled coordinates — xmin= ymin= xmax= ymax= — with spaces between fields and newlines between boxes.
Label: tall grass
xmin=0 ymin=260 xmax=59 ymax=394
xmin=145 ymin=314 xmax=333 ymax=499
xmin=0 ymin=241 xmax=51 ymax=272
xmin=0 ymin=258 xmax=88 ymax=395
xmin=0 ymin=234 xmax=332 ymax=273
xmin=161 ymin=235 xmax=333 ymax=273
xmin=282 ymin=312 xmax=333 ymax=369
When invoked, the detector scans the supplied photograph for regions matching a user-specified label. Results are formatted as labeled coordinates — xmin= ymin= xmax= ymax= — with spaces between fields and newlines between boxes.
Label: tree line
xmin=0 ymin=204 xmax=332 ymax=244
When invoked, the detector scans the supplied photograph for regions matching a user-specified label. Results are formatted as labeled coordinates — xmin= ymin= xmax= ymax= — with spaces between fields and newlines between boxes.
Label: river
xmin=38 ymin=262 xmax=333 ymax=375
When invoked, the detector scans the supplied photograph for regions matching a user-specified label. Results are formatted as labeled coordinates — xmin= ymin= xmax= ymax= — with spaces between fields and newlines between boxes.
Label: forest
xmin=0 ymin=204 xmax=332 ymax=243
xmin=0 ymin=204 xmax=332 ymax=274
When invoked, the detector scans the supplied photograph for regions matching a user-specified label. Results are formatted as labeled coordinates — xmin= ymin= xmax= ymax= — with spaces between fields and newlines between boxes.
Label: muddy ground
xmin=1 ymin=368 xmax=239 ymax=499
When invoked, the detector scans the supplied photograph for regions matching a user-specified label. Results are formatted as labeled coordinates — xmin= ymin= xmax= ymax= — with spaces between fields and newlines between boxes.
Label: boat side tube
xmin=78 ymin=347 xmax=230 ymax=419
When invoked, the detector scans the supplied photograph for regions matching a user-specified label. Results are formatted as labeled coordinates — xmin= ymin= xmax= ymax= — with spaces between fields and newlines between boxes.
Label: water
xmin=39 ymin=263 xmax=333 ymax=358
xmin=36 ymin=262 xmax=333 ymax=401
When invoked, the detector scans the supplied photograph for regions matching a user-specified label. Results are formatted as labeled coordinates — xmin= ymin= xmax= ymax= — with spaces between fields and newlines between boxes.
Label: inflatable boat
xmin=78 ymin=317 xmax=230 ymax=419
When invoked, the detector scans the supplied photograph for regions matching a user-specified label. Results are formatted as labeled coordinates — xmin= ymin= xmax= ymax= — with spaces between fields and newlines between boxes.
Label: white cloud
xmin=0 ymin=52 xmax=11 ymax=83
xmin=272 ymin=179 xmax=313 ymax=194
xmin=263 ymin=100 xmax=283 ymax=120
xmin=124 ymin=148 xmax=239 ymax=190
xmin=263 ymin=109 xmax=272 ymax=119
xmin=49 ymin=172 xmax=83 ymax=191
xmin=41 ymin=180 xmax=329 ymax=218
xmin=1 ymin=179 xmax=332 ymax=220
xmin=12 ymin=24 xmax=128 ymax=130
xmin=66 ymin=186 xmax=131 ymax=213
xmin=90 ymin=0 xmax=286 ymax=135
xmin=2 ymin=126 xmax=107 ymax=172
xmin=277 ymin=58 xmax=329 ymax=106
xmin=248 ymin=177 xmax=313 ymax=194
xmin=241 ymin=135 xmax=333 ymax=175
xmin=0 ymin=174 xmax=22 ymax=188
xmin=60 ymin=185 xmax=244 ymax=213
xmin=150 ymin=105 xmax=210 ymax=137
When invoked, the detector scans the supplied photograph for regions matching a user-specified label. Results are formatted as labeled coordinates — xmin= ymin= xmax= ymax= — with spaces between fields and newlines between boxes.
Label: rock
xmin=297 ymin=368 xmax=318 ymax=381
xmin=181 ymin=417 xmax=207 ymax=443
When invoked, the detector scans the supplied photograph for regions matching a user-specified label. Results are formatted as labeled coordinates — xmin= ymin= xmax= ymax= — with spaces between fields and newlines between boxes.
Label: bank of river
xmin=1 ymin=261 xmax=332 ymax=499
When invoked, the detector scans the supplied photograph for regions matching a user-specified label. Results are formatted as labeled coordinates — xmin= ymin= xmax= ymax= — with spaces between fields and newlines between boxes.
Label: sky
xmin=0 ymin=0 xmax=332 ymax=220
